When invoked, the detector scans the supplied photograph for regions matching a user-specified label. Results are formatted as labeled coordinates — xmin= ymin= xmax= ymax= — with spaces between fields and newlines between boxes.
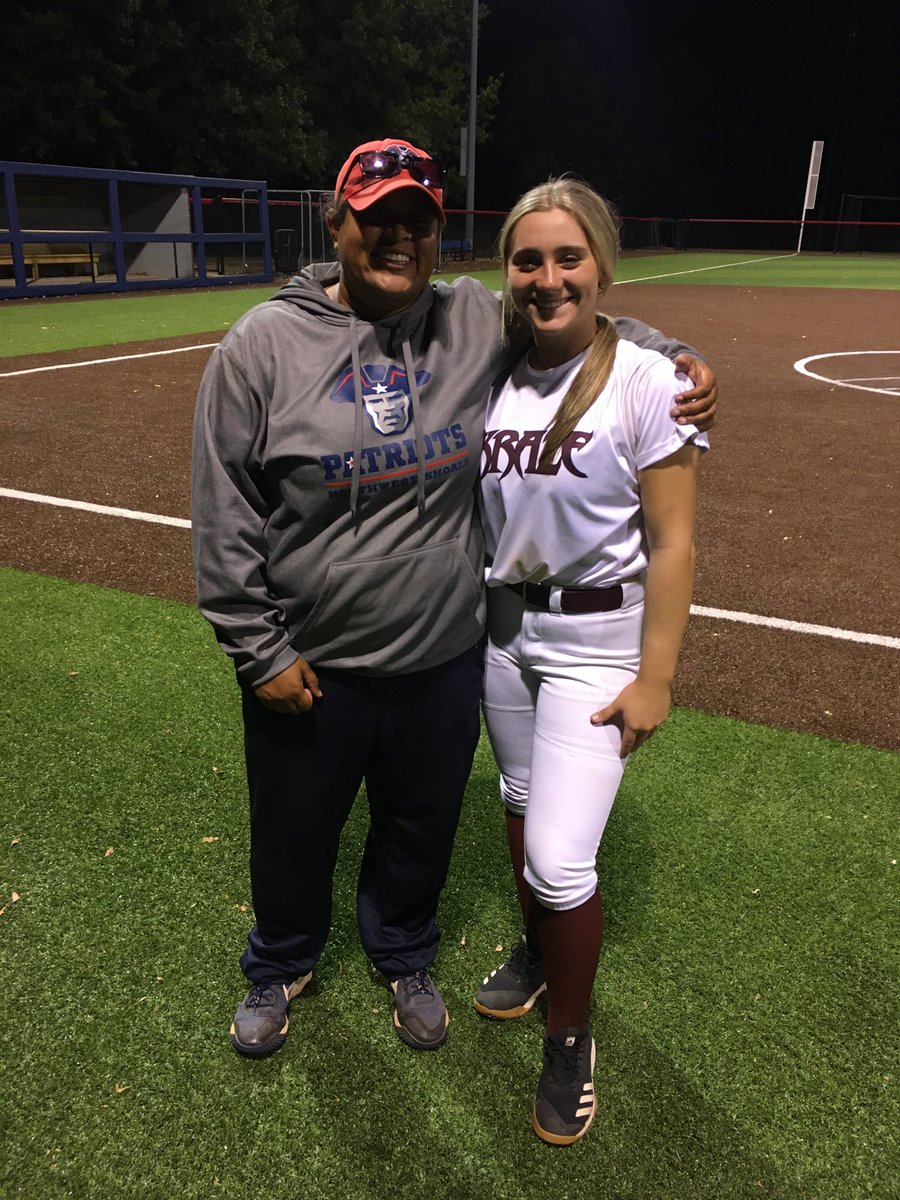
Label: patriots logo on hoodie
xmin=330 ymin=363 xmax=432 ymax=436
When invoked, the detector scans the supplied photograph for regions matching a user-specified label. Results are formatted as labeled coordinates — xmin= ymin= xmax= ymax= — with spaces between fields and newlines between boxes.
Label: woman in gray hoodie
xmin=191 ymin=137 xmax=717 ymax=1060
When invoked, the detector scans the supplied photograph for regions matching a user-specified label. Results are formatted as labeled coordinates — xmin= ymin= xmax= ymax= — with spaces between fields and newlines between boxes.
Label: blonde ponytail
xmin=538 ymin=314 xmax=618 ymax=471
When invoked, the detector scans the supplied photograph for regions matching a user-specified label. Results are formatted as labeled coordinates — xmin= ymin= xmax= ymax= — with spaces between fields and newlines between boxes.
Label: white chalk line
xmin=794 ymin=351 xmax=900 ymax=397
xmin=690 ymin=605 xmax=899 ymax=651
xmin=0 ymin=342 xmax=218 ymax=378
xmin=1 ymin=486 xmax=897 ymax=650
xmin=0 ymin=488 xmax=190 ymax=529
xmin=616 ymin=253 xmax=795 ymax=286
xmin=2 ymin=341 xmax=897 ymax=649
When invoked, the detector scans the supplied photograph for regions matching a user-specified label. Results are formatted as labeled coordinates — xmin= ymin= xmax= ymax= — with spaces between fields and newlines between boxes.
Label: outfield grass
xmin=0 ymin=285 xmax=277 ymax=359
xmin=466 ymin=253 xmax=900 ymax=294
xmin=1 ymin=566 xmax=897 ymax=1199
xmin=616 ymin=251 xmax=900 ymax=290
xmin=2 ymin=252 xmax=897 ymax=359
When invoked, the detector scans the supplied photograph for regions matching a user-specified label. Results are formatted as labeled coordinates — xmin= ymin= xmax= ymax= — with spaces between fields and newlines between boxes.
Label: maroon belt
xmin=504 ymin=580 xmax=624 ymax=614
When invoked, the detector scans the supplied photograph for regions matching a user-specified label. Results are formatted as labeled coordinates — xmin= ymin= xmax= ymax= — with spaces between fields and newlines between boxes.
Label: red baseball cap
xmin=333 ymin=138 xmax=446 ymax=224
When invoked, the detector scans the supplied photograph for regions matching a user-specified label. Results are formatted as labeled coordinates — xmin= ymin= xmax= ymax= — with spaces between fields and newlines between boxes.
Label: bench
xmin=440 ymin=238 xmax=474 ymax=262
xmin=0 ymin=243 xmax=102 ymax=281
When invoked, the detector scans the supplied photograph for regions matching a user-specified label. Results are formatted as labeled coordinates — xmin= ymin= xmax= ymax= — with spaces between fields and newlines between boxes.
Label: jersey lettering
xmin=481 ymin=429 xmax=592 ymax=480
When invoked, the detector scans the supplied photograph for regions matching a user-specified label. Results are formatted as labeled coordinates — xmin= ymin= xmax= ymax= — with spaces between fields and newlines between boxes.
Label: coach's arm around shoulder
xmin=612 ymin=316 xmax=717 ymax=432
xmin=672 ymin=353 xmax=716 ymax=431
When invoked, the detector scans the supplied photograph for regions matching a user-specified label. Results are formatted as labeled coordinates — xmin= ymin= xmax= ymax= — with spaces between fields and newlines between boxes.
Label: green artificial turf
xmin=436 ymin=252 xmax=900 ymax=295
xmin=465 ymin=254 xmax=900 ymax=294
xmin=0 ymin=284 xmax=277 ymax=358
xmin=1 ymin=565 xmax=897 ymax=1199
xmin=3 ymin=252 xmax=898 ymax=360
xmin=615 ymin=251 xmax=900 ymax=290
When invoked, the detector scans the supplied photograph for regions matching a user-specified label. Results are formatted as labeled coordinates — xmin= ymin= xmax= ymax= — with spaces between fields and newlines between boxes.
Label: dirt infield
xmin=1 ymin=284 xmax=898 ymax=749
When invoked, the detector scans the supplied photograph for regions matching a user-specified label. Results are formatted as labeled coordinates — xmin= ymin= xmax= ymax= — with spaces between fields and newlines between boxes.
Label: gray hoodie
xmin=191 ymin=264 xmax=698 ymax=685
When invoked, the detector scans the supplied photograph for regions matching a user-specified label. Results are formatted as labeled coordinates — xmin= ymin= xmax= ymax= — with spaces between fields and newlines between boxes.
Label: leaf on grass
xmin=11 ymin=892 xmax=20 ymax=903
xmin=104 ymin=847 xmax=115 ymax=858
xmin=751 ymin=888 xmax=761 ymax=896
xmin=115 ymin=1083 xmax=129 ymax=1094
xmin=201 ymin=836 xmax=219 ymax=844
xmin=11 ymin=837 xmax=21 ymax=846
xmin=494 ymin=944 xmax=504 ymax=953
xmin=754 ymin=993 xmax=762 ymax=1002
xmin=67 ymin=670 xmax=79 ymax=677
xmin=233 ymin=903 xmax=249 ymax=913
xmin=459 ymin=932 xmax=467 ymax=946
xmin=0 ymin=907 xmax=6 ymax=917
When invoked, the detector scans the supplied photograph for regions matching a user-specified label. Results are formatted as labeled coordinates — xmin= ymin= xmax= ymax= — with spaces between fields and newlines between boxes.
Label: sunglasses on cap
xmin=338 ymin=146 xmax=445 ymax=197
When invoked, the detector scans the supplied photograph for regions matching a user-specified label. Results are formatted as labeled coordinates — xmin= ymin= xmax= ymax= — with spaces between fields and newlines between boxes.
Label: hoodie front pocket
xmin=291 ymin=537 xmax=483 ymax=672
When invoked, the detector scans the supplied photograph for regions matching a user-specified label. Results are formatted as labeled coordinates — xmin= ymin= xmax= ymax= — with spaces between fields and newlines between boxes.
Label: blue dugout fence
xmin=0 ymin=161 xmax=273 ymax=299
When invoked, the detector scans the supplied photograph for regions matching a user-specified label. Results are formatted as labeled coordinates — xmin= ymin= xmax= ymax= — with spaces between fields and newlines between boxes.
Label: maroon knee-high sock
xmin=505 ymin=812 xmax=536 ymax=936
xmin=533 ymin=891 xmax=604 ymax=1035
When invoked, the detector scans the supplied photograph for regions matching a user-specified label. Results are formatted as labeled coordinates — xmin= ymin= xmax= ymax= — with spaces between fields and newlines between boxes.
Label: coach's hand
xmin=591 ymin=679 xmax=671 ymax=757
xmin=672 ymin=354 xmax=717 ymax=432
xmin=255 ymin=657 xmax=322 ymax=715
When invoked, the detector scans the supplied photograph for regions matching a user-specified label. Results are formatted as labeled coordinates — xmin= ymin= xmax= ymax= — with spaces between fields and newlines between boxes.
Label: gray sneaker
xmin=474 ymin=935 xmax=546 ymax=1019
xmin=230 ymin=973 xmax=312 ymax=1058
xmin=390 ymin=969 xmax=449 ymax=1050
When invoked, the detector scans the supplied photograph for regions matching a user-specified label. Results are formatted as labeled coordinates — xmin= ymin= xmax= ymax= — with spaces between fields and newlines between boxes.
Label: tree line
xmin=0 ymin=0 xmax=499 ymax=203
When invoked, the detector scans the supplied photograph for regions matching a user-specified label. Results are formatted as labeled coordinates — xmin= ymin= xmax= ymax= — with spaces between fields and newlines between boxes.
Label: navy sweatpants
xmin=239 ymin=644 xmax=483 ymax=984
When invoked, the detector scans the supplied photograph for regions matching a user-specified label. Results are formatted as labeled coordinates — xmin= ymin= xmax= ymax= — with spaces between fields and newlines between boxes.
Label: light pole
xmin=464 ymin=0 xmax=478 ymax=249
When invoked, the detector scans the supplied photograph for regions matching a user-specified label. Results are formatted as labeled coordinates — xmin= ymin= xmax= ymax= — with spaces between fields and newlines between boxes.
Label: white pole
xmin=797 ymin=140 xmax=824 ymax=254
xmin=464 ymin=0 xmax=478 ymax=249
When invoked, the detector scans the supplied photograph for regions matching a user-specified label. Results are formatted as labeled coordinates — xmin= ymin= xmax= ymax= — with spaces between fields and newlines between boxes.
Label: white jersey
xmin=480 ymin=338 xmax=709 ymax=589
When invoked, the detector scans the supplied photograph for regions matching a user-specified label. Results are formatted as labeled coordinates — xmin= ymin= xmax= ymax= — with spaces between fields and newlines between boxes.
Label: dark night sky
xmin=476 ymin=1 xmax=899 ymax=220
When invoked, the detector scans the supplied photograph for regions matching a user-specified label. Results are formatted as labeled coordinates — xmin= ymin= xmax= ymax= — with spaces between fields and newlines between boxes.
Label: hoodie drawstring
xmin=401 ymin=336 xmax=427 ymax=515
xmin=348 ymin=315 xmax=365 ymax=518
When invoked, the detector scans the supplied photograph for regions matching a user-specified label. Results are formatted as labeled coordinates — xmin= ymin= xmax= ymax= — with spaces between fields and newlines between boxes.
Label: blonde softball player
xmin=475 ymin=179 xmax=708 ymax=1145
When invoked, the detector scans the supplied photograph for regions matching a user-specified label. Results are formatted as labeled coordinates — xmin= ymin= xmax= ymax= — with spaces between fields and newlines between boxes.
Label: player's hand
xmin=254 ymin=656 xmax=322 ymax=715
xmin=590 ymin=679 xmax=671 ymax=757
xmin=672 ymin=354 xmax=717 ymax=432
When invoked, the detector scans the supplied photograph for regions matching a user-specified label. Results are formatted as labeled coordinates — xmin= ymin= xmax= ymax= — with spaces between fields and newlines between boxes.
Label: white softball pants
xmin=481 ymin=580 xmax=645 ymax=912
